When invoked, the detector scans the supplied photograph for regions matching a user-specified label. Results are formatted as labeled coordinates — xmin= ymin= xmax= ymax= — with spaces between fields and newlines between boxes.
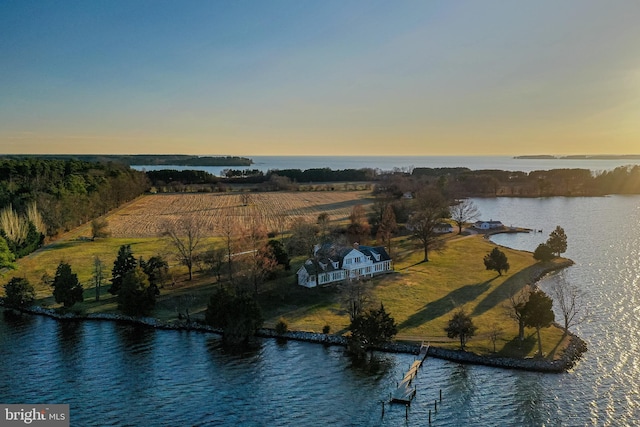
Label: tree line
xmin=0 ymin=158 xmax=149 ymax=261
xmin=145 ymin=164 xmax=640 ymax=197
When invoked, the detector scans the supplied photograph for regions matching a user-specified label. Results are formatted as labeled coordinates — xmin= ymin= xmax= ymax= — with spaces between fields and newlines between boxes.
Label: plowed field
xmin=105 ymin=191 xmax=373 ymax=237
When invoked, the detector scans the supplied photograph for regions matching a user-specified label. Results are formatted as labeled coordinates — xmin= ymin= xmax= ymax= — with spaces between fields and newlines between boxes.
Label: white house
xmin=473 ymin=220 xmax=504 ymax=230
xmin=296 ymin=244 xmax=392 ymax=288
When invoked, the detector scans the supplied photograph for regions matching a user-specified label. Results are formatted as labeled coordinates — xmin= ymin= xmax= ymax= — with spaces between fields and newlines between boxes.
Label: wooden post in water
xmin=405 ymin=404 xmax=409 ymax=420
xmin=381 ymin=401 xmax=385 ymax=417
xmin=429 ymin=409 xmax=432 ymax=424
xmin=434 ymin=399 xmax=438 ymax=413
xmin=440 ymin=389 xmax=442 ymax=402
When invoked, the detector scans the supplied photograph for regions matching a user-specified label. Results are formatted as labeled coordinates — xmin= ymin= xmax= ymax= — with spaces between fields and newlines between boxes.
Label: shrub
xmin=322 ymin=324 xmax=331 ymax=334
xmin=275 ymin=318 xmax=288 ymax=335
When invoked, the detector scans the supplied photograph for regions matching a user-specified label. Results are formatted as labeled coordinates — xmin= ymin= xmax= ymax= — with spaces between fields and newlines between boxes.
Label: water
xmin=132 ymin=155 xmax=640 ymax=176
xmin=2 ymin=195 xmax=640 ymax=426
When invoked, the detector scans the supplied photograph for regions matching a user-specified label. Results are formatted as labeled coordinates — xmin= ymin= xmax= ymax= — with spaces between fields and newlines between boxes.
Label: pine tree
xmin=52 ymin=261 xmax=84 ymax=308
xmin=109 ymin=244 xmax=137 ymax=294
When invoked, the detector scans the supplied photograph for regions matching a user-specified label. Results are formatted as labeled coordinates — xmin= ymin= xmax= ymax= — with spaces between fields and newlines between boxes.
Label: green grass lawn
xmin=4 ymin=231 xmax=571 ymax=360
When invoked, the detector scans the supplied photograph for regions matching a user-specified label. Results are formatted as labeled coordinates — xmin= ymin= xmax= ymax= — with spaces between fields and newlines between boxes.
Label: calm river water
xmin=2 ymin=195 xmax=640 ymax=426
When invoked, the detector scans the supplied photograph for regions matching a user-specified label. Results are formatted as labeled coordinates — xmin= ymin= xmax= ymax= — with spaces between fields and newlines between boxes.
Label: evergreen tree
xmin=204 ymin=288 xmax=263 ymax=346
xmin=3 ymin=277 xmax=35 ymax=308
xmin=52 ymin=261 xmax=84 ymax=308
xmin=109 ymin=244 xmax=137 ymax=294
xmin=444 ymin=309 xmax=477 ymax=350
xmin=0 ymin=236 xmax=16 ymax=271
xmin=349 ymin=303 xmax=398 ymax=356
xmin=522 ymin=288 xmax=555 ymax=357
xmin=533 ymin=243 xmax=554 ymax=262
xmin=546 ymin=226 xmax=568 ymax=257
xmin=117 ymin=266 xmax=157 ymax=317
xmin=483 ymin=247 xmax=510 ymax=275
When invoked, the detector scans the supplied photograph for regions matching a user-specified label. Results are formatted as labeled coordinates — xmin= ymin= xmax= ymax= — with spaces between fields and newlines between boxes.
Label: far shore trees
xmin=450 ymin=199 xmax=480 ymax=234
xmin=445 ymin=308 xmax=477 ymax=350
xmin=3 ymin=277 xmax=35 ymax=309
xmin=484 ymin=247 xmax=510 ymax=276
xmin=407 ymin=190 xmax=449 ymax=262
xmin=522 ymin=288 xmax=555 ymax=356
xmin=52 ymin=261 xmax=84 ymax=309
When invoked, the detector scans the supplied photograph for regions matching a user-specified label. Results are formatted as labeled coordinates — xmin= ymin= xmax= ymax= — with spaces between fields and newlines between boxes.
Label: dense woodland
xmin=148 ymin=164 xmax=640 ymax=197
xmin=0 ymin=158 xmax=149 ymax=250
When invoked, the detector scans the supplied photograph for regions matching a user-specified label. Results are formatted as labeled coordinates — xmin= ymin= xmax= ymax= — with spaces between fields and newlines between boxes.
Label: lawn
xmin=2 ymin=190 xmax=572 ymax=360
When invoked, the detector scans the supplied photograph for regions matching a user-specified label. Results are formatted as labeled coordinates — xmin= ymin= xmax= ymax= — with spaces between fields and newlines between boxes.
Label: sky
xmin=1 ymin=0 xmax=639 ymax=157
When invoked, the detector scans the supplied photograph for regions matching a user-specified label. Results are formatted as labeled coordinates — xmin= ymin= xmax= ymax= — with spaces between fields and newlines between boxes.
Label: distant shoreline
xmin=515 ymin=154 xmax=640 ymax=160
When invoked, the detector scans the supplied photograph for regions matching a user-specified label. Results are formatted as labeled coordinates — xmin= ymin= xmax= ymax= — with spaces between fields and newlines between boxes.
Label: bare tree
xmin=240 ymin=192 xmax=251 ymax=206
xmin=91 ymin=218 xmax=110 ymax=240
xmin=376 ymin=204 xmax=397 ymax=254
xmin=450 ymin=199 xmax=480 ymax=234
xmin=339 ymin=274 xmax=373 ymax=323
xmin=317 ymin=212 xmax=331 ymax=243
xmin=92 ymin=256 xmax=106 ymax=301
xmin=347 ymin=205 xmax=370 ymax=244
xmin=215 ymin=214 xmax=239 ymax=282
xmin=241 ymin=214 xmax=278 ymax=295
xmin=506 ymin=284 xmax=532 ymax=341
xmin=407 ymin=190 xmax=449 ymax=262
xmin=548 ymin=274 xmax=588 ymax=335
xmin=162 ymin=216 xmax=203 ymax=281
xmin=488 ymin=323 xmax=503 ymax=353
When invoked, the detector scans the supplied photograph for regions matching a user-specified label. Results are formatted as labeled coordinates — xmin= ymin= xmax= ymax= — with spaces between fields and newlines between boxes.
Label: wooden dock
xmin=390 ymin=343 xmax=429 ymax=405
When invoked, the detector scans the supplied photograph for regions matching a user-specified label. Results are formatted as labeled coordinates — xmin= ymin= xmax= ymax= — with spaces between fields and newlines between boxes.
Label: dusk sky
xmin=1 ymin=1 xmax=639 ymax=156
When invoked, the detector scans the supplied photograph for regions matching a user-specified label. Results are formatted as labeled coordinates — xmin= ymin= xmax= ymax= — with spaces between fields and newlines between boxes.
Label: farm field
xmin=104 ymin=191 xmax=374 ymax=238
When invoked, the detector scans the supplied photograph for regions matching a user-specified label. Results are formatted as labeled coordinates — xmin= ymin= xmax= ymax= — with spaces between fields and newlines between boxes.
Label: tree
xmin=444 ymin=308 xmax=477 ymax=350
xmin=241 ymin=215 xmax=278 ymax=294
xmin=488 ymin=323 xmax=502 ymax=353
xmin=407 ymin=190 xmax=449 ymax=262
xmin=140 ymin=255 xmax=168 ymax=289
xmin=340 ymin=275 xmax=373 ymax=323
xmin=484 ymin=247 xmax=510 ymax=276
xmin=522 ymin=288 xmax=555 ymax=357
xmin=90 ymin=218 xmax=110 ymax=240
xmin=204 ymin=288 xmax=263 ymax=346
xmin=215 ymin=214 xmax=240 ymax=282
xmin=533 ymin=243 xmax=554 ymax=262
xmin=349 ymin=303 xmax=398 ymax=356
xmin=52 ymin=261 xmax=84 ymax=308
xmin=347 ymin=205 xmax=371 ymax=244
xmin=267 ymin=239 xmax=290 ymax=271
xmin=3 ymin=277 xmax=35 ymax=308
xmin=546 ymin=226 xmax=568 ymax=257
xmin=199 ymin=246 xmax=227 ymax=282
xmin=0 ymin=236 xmax=16 ymax=271
xmin=506 ymin=285 xmax=532 ymax=341
xmin=450 ymin=199 xmax=480 ymax=234
xmin=117 ymin=266 xmax=157 ymax=316
xmin=163 ymin=216 xmax=203 ymax=281
xmin=92 ymin=256 xmax=106 ymax=301
xmin=109 ymin=244 xmax=137 ymax=294
xmin=317 ymin=212 xmax=331 ymax=243
xmin=287 ymin=218 xmax=318 ymax=257
xmin=549 ymin=275 xmax=587 ymax=335
xmin=376 ymin=204 xmax=397 ymax=253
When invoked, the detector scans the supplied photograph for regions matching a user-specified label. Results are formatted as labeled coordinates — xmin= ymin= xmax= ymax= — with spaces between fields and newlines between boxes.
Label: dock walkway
xmin=390 ymin=343 xmax=429 ymax=405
